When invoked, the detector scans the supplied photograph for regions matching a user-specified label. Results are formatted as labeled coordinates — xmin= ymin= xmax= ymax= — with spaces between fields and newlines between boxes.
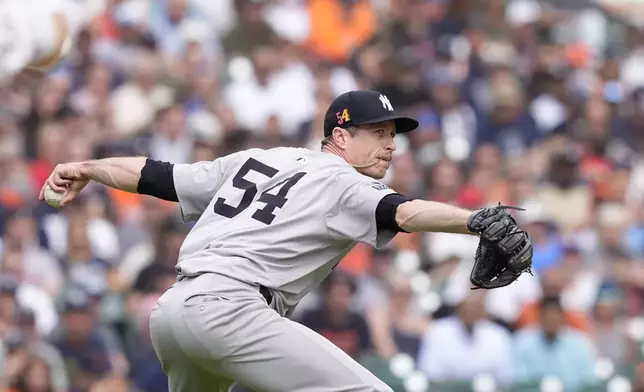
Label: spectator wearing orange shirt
xmin=307 ymin=0 xmax=376 ymax=63
xmin=517 ymin=281 xmax=591 ymax=334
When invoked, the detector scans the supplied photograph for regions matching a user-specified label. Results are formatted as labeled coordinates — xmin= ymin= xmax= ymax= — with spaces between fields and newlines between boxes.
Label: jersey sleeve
xmin=325 ymin=173 xmax=397 ymax=248
xmin=172 ymin=149 xmax=262 ymax=222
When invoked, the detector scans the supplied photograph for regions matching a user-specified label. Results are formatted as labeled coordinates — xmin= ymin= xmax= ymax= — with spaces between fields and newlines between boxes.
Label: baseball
xmin=43 ymin=184 xmax=65 ymax=208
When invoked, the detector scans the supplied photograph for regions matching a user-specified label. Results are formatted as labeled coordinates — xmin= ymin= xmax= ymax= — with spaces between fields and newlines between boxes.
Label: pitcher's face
xmin=343 ymin=121 xmax=397 ymax=179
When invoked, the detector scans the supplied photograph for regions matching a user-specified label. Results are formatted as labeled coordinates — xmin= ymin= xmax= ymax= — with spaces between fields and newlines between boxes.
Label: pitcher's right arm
xmin=39 ymin=149 xmax=263 ymax=220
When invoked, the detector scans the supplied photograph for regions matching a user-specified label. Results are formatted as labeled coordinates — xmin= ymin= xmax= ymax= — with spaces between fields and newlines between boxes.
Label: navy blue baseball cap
xmin=323 ymin=90 xmax=419 ymax=137
xmin=62 ymin=288 xmax=91 ymax=313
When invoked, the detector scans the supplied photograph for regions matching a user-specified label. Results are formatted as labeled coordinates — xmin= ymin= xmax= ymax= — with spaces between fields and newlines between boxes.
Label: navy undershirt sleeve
xmin=136 ymin=159 xmax=178 ymax=202
xmin=375 ymin=193 xmax=412 ymax=233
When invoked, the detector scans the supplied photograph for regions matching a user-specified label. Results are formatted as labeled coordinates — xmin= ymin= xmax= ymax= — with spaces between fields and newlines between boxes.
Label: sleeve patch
xmin=370 ymin=181 xmax=389 ymax=191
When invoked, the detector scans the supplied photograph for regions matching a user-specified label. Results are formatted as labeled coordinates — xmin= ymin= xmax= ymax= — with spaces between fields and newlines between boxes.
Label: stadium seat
xmin=359 ymin=354 xmax=406 ymax=392
xmin=509 ymin=380 xmax=542 ymax=392
xmin=427 ymin=380 xmax=474 ymax=392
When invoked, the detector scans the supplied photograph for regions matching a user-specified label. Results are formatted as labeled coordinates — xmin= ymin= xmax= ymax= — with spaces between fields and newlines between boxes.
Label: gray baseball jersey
xmin=172 ymin=147 xmax=397 ymax=316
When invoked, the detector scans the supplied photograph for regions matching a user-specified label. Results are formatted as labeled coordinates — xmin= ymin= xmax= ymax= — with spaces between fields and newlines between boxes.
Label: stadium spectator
xmin=50 ymin=291 xmax=112 ymax=392
xmin=353 ymin=248 xmax=395 ymax=312
xmin=0 ymin=262 xmax=58 ymax=338
xmin=13 ymin=309 xmax=68 ymax=392
xmin=299 ymin=271 xmax=372 ymax=360
xmin=0 ymin=331 xmax=53 ymax=392
xmin=109 ymin=49 xmax=174 ymax=137
xmin=513 ymin=296 xmax=597 ymax=391
xmin=130 ymin=215 xmax=188 ymax=298
xmin=589 ymin=283 xmax=632 ymax=365
xmin=221 ymin=0 xmax=278 ymax=58
xmin=367 ymin=273 xmax=430 ymax=359
xmin=417 ymin=291 xmax=514 ymax=386
xmin=0 ymin=277 xmax=18 ymax=337
xmin=7 ymin=356 xmax=56 ymax=392
xmin=516 ymin=201 xmax=564 ymax=275
xmin=2 ymin=211 xmax=63 ymax=297
xmin=147 ymin=102 xmax=193 ymax=164
xmin=538 ymin=151 xmax=593 ymax=235
xmin=306 ymin=0 xmax=376 ymax=63
xmin=485 ymin=271 xmax=542 ymax=331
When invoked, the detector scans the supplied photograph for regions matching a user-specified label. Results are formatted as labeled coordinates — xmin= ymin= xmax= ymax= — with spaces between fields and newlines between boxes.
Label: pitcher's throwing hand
xmin=38 ymin=162 xmax=88 ymax=207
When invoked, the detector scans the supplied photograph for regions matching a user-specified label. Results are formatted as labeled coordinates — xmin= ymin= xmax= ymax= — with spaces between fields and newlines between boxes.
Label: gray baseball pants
xmin=149 ymin=272 xmax=393 ymax=392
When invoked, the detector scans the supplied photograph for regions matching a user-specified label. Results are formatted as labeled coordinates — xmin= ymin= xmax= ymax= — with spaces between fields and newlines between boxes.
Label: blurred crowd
xmin=0 ymin=0 xmax=643 ymax=391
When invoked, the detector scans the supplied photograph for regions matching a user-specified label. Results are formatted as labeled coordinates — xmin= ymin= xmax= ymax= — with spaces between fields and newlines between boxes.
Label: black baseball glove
xmin=466 ymin=204 xmax=533 ymax=289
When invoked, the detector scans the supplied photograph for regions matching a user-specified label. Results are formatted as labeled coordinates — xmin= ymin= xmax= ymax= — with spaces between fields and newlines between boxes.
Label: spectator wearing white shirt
xmin=110 ymin=50 xmax=174 ymax=136
xmin=262 ymin=0 xmax=310 ymax=45
xmin=223 ymin=44 xmax=316 ymax=138
xmin=486 ymin=272 xmax=542 ymax=329
xmin=147 ymin=103 xmax=194 ymax=165
xmin=417 ymin=291 xmax=514 ymax=387
xmin=0 ymin=274 xmax=58 ymax=339
xmin=192 ymin=0 xmax=236 ymax=37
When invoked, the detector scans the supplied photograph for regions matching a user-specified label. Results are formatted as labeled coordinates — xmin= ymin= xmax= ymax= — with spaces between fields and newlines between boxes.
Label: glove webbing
xmin=470 ymin=203 xmax=532 ymax=290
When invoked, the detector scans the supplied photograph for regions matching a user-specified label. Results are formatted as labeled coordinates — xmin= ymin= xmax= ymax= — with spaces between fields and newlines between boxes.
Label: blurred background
xmin=0 ymin=0 xmax=643 ymax=391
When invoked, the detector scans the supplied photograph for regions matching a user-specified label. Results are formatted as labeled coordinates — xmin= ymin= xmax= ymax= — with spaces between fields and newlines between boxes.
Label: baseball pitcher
xmin=40 ymin=90 xmax=533 ymax=392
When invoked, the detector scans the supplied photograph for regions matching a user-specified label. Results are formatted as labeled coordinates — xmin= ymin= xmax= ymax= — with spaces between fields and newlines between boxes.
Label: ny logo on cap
xmin=379 ymin=94 xmax=394 ymax=111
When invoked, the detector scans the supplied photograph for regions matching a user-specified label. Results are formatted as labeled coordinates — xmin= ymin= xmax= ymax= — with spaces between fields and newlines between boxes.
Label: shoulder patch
xmin=370 ymin=181 xmax=389 ymax=191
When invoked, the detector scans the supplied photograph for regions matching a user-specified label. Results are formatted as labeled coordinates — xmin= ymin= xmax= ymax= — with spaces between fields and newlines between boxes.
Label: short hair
xmin=320 ymin=126 xmax=359 ymax=150
xmin=321 ymin=270 xmax=357 ymax=295
xmin=539 ymin=296 xmax=563 ymax=312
